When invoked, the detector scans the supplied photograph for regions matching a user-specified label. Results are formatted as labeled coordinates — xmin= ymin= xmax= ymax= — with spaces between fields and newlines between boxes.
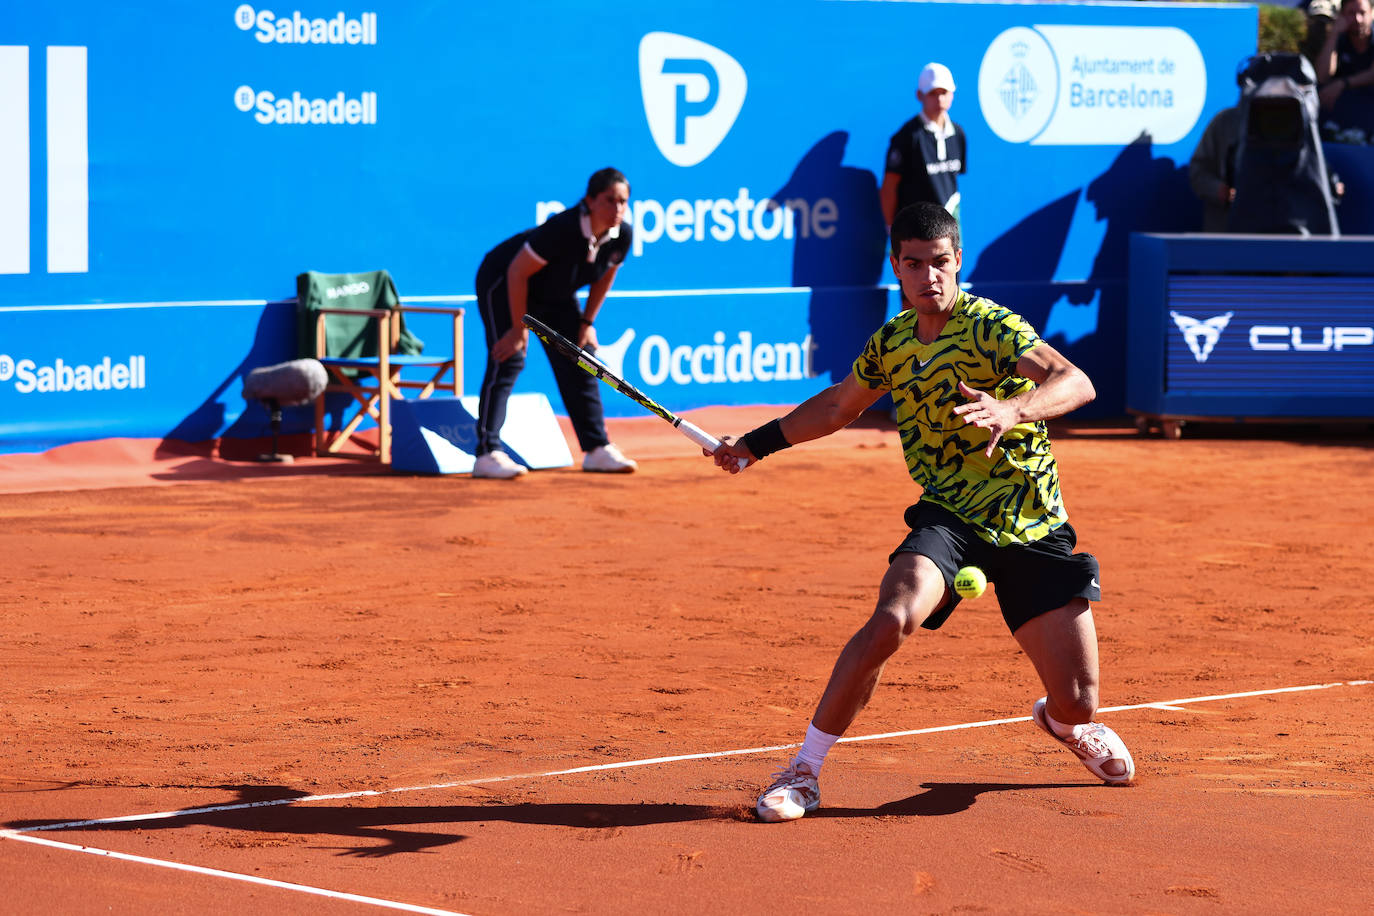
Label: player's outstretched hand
xmin=707 ymin=436 xmax=754 ymax=474
xmin=952 ymin=380 xmax=1018 ymax=457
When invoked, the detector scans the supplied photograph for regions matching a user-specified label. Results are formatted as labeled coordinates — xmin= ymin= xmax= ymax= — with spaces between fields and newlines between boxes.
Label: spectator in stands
xmin=1315 ymin=0 xmax=1374 ymax=115
xmin=1304 ymin=0 xmax=1342 ymax=71
xmin=881 ymin=63 xmax=967 ymax=231
xmin=1189 ymin=103 xmax=1243 ymax=231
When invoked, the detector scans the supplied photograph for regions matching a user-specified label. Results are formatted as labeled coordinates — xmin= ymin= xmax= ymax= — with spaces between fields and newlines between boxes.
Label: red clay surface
xmin=2 ymin=408 xmax=1372 ymax=915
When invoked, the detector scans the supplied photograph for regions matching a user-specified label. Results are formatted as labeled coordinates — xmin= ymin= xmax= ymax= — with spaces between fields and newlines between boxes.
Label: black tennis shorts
xmin=888 ymin=501 xmax=1101 ymax=634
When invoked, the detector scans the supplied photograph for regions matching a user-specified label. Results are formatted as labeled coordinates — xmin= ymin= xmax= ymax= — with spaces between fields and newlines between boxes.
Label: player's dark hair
xmin=890 ymin=202 xmax=960 ymax=257
xmin=585 ymin=167 xmax=629 ymax=200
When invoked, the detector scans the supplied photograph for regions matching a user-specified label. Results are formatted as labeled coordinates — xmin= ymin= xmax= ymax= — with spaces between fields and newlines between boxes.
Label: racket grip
xmin=677 ymin=419 xmax=750 ymax=469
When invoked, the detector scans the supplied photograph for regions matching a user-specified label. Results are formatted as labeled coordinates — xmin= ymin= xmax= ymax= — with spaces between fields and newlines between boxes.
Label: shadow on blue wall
xmin=967 ymin=133 xmax=1200 ymax=417
xmin=160 ymin=300 xmax=315 ymax=454
xmin=773 ymin=131 xmax=889 ymax=384
xmin=966 ymin=187 xmax=1081 ymax=322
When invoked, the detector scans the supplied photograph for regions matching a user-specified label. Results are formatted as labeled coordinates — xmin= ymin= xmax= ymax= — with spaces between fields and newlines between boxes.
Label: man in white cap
xmin=881 ymin=62 xmax=967 ymax=230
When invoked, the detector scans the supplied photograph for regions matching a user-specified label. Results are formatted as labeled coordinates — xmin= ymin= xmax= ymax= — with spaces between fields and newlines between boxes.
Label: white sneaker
xmin=472 ymin=450 xmax=528 ymax=479
xmin=756 ymin=760 xmax=820 ymax=822
xmin=1032 ymin=697 xmax=1135 ymax=785
xmin=582 ymin=443 xmax=637 ymax=473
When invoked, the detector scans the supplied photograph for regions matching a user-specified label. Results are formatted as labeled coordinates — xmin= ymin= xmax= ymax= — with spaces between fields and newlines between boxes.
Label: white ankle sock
xmin=794 ymin=722 xmax=841 ymax=774
xmin=1045 ymin=707 xmax=1085 ymax=740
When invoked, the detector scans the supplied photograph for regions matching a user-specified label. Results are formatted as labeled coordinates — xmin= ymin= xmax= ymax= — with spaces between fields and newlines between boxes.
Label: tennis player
xmin=710 ymin=202 xmax=1135 ymax=821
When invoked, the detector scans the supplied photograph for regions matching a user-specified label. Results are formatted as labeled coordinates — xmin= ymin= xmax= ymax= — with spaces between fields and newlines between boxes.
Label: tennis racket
xmin=522 ymin=315 xmax=745 ymax=466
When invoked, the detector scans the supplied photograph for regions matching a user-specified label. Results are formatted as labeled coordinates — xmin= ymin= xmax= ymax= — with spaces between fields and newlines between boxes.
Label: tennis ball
xmin=953 ymin=566 xmax=987 ymax=599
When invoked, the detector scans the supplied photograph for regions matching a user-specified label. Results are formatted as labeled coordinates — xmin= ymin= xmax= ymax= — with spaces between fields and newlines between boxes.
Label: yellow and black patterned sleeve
xmin=852 ymin=323 xmax=892 ymax=391
xmin=988 ymin=307 xmax=1042 ymax=376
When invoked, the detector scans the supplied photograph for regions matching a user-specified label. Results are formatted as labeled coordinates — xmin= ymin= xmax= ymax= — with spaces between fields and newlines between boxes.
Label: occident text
xmin=638 ymin=331 xmax=815 ymax=386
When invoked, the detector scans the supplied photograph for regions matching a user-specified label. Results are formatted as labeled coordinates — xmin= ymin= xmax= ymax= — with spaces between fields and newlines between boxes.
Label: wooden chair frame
xmin=312 ymin=302 xmax=464 ymax=464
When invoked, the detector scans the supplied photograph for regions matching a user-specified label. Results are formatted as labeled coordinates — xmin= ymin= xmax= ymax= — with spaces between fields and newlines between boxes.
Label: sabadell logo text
xmin=0 ymin=354 xmax=148 ymax=394
xmin=234 ymin=85 xmax=378 ymax=125
xmin=234 ymin=5 xmax=378 ymax=45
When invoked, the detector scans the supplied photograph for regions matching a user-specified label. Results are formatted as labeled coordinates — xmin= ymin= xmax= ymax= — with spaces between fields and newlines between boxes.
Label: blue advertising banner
xmin=1127 ymin=234 xmax=1374 ymax=421
xmin=0 ymin=301 xmax=298 ymax=452
xmin=1 ymin=1 xmax=1259 ymax=453
xmin=1165 ymin=277 xmax=1374 ymax=395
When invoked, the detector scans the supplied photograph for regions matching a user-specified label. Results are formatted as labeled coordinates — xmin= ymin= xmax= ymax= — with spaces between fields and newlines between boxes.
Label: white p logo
xmin=639 ymin=32 xmax=746 ymax=167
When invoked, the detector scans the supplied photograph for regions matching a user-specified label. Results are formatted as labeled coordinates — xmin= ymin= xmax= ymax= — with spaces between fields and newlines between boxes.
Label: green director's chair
xmin=297 ymin=269 xmax=464 ymax=464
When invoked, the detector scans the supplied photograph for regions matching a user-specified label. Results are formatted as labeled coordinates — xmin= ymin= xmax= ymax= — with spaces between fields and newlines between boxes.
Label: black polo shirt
xmin=483 ymin=202 xmax=633 ymax=309
xmin=1334 ymin=33 xmax=1374 ymax=86
xmin=885 ymin=115 xmax=967 ymax=213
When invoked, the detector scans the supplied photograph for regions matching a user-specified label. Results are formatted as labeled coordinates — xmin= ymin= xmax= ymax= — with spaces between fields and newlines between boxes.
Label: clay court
xmin=2 ymin=410 xmax=1371 ymax=915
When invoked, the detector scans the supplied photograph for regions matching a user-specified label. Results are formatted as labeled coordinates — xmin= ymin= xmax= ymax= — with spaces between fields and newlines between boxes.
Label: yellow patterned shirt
xmin=853 ymin=292 xmax=1067 ymax=546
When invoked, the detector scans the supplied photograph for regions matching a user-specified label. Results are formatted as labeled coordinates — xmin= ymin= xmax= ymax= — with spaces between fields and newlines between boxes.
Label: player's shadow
xmin=8 ymin=781 xmax=1100 ymax=856
xmin=816 ymin=780 xmax=1100 ymax=819
xmin=7 ymin=788 xmax=740 ymax=858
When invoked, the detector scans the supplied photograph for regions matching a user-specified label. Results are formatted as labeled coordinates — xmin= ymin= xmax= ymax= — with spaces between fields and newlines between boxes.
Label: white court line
xmin=0 ymin=299 xmax=269 ymax=312
xmin=0 ymin=829 xmax=467 ymax=915
xmin=839 ymin=680 xmax=1373 ymax=744
xmin=0 ymin=284 xmax=903 ymax=312
xmin=2 ymin=678 xmax=1368 ymax=913
xmin=12 ymin=679 xmax=1369 ymax=836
